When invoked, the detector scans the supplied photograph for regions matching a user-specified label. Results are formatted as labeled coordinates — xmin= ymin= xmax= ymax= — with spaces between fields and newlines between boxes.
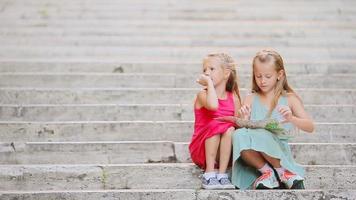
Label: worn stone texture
xmin=0 ymin=0 xmax=356 ymax=199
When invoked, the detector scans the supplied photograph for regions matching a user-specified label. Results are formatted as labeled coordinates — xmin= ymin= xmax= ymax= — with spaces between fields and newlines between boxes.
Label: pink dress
xmin=189 ymin=92 xmax=236 ymax=169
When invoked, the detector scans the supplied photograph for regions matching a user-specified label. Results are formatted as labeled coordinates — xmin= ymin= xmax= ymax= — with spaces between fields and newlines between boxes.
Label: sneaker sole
xmin=256 ymin=183 xmax=279 ymax=190
xmin=220 ymin=185 xmax=236 ymax=190
xmin=202 ymin=185 xmax=224 ymax=190
xmin=290 ymin=180 xmax=305 ymax=189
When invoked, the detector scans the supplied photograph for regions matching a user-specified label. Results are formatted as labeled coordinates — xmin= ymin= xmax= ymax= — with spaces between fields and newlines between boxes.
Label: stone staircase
xmin=0 ymin=0 xmax=356 ymax=199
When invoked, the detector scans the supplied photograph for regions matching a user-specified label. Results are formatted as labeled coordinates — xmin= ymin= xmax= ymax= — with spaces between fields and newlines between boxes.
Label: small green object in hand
xmin=265 ymin=120 xmax=285 ymax=134
xmin=263 ymin=119 xmax=292 ymax=139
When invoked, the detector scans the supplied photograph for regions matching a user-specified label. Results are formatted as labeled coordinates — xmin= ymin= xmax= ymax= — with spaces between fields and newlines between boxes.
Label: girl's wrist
xmin=289 ymin=115 xmax=298 ymax=124
xmin=206 ymin=81 xmax=214 ymax=89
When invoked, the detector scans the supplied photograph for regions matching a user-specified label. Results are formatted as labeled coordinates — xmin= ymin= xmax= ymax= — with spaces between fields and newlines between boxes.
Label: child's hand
xmin=196 ymin=74 xmax=213 ymax=88
xmin=277 ymin=105 xmax=293 ymax=123
xmin=238 ymin=105 xmax=251 ymax=120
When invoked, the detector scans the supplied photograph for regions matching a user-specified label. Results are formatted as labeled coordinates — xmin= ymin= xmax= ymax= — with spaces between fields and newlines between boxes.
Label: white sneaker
xmin=202 ymin=176 xmax=222 ymax=190
xmin=219 ymin=177 xmax=235 ymax=189
xmin=279 ymin=170 xmax=305 ymax=189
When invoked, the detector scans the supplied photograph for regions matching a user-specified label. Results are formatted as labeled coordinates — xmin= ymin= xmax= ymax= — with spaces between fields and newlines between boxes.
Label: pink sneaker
xmin=279 ymin=170 xmax=305 ymax=189
xmin=253 ymin=169 xmax=279 ymax=189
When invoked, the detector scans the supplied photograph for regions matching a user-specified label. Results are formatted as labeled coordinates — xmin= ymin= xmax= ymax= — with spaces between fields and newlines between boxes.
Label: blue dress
xmin=231 ymin=93 xmax=305 ymax=189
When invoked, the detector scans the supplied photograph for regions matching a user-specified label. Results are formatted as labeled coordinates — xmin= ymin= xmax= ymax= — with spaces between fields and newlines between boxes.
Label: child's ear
xmin=224 ymin=69 xmax=231 ymax=79
xmin=278 ymin=69 xmax=285 ymax=80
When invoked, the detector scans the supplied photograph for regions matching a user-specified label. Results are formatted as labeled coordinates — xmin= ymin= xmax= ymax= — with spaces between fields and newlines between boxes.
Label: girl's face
xmin=254 ymin=59 xmax=283 ymax=93
xmin=203 ymin=57 xmax=229 ymax=87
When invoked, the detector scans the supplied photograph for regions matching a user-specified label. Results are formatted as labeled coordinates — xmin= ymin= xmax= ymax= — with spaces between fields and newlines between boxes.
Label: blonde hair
xmin=251 ymin=49 xmax=298 ymax=117
xmin=205 ymin=53 xmax=241 ymax=103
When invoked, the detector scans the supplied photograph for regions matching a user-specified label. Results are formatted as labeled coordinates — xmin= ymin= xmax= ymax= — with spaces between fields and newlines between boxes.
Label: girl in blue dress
xmin=231 ymin=49 xmax=314 ymax=190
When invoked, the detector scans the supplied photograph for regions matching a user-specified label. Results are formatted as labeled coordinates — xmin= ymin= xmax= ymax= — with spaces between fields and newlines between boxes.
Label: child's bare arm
xmin=233 ymin=93 xmax=242 ymax=117
xmin=286 ymin=93 xmax=315 ymax=133
xmin=195 ymin=75 xmax=218 ymax=110
xmin=238 ymin=94 xmax=253 ymax=119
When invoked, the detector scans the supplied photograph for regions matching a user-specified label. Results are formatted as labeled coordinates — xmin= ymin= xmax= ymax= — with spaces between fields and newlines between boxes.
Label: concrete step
xmin=1 ymin=61 xmax=356 ymax=74
xmin=0 ymin=104 xmax=354 ymax=122
xmin=2 ymin=9 xmax=356 ymax=21
xmin=1 ymin=46 xmax=355 ymax=61
xmin=5 ymin=2 xmax=353 ymax=8
xmin=3 ymin=1 xmax=355 ymax=11
xmin=173 ymin=142 xmax=356 ymax=165
xmin=1 ymin=27 xmax=355 ymax=38
xmin=0 ymin=164 xmax=354 ymax=190
xmin=4 ymin=0 xmax=356 ymax=7
xmin=3 ymin=5 xmax=356 ymax=21
xmin=2 ymin=19 xmax=356 ymax=30
xmin=5 ymin=5 xmax=355 ymax=11
xmin=0 ymin=73 xmax=355 ymax=89
xmin=0 ymin=142 xmax=354 ymax=165
xmin=0 ymin=88 xmax=354 ymax=105
xmin=2 ymin=12 xmax=356 ymax=22
xmin=0 ymin=121 xmax=354 ymax=143
xmin=1 ymin=189 xmax=356 ymax=200
xmin=2 ymin=36 xmax=356 ymax=48
xmin=0 ymin=141 xmax=176 ymax=165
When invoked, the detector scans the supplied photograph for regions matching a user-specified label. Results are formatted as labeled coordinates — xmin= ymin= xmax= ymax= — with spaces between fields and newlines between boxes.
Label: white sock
xmin=258 ymin=163 xmax=273 ymax=174
xmin=217 ymin=173 xmax=228 ymax=181
xmin=203 ymin=171 xmax=216 ymax=180
xmin=275 ymin=167 xmax=286 ymax=177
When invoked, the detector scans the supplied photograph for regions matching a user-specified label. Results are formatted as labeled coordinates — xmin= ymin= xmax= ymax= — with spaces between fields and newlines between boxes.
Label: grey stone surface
xmin=0 ymin=141 xmax=176 ymax=164
xmin=0 ymin=190 xmax=197 ymax=200
xmin=1 ymin=26 xmax=355 ymax=40
xmin=0 ymin=164 xmax=354 ymax=190
xmin=0 ymin=73 xmax=355 ymax=88
xmin=0 ymin=104 xmax=354 ymax=122
xmin=1 ymin=46 xmax=356 ymax=61
xmin=0 ymin=122 xmax=355 ymax=143
xmin=0 ymin=189 xmax=355 ymax=200
xmin=1 ymin=61 xmax=356 ymax=74
xmin=0 ymin=0 xmax=355 ymax=198
xmin=0 ymin=142 xmax=354 ymax=165
xmin=174 ymin=142 xmax=356 ymax=165
xmin=2 ymin=35 xmax=356 ymax=47
xmin=0 ymin=88 xmax=355 ymax=105
xmin=197 ymin=189 xmax=356 ymax=200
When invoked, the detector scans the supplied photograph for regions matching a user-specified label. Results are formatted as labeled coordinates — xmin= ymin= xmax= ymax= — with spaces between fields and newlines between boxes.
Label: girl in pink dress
xmin=189 ymin=53 xmax=242 ymax=189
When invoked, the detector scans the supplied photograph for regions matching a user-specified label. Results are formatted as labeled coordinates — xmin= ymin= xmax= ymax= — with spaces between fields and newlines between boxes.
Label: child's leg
xmin=260 ymin=152 xmax=304 ymax=189
xmin=218 ymin=127 xmax=234 ymax=174
xmin=260 ymin=152 xmax=281 ymax=168
xmin=214 ymin=127 xmax=235 ymax=189
xmin=205 ymin=134 xmax=221 ymax=172
xmin=241 ymin=150 xmax=279 ymax=189
xmin=240 ymin=150 xmax=266 ymax=169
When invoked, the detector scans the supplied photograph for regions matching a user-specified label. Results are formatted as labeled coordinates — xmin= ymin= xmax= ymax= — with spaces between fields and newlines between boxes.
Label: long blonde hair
xmin=251 ymin=49 xmax=297 ymax=116
xmin=205 ymin=53 xmax=241 ymax=103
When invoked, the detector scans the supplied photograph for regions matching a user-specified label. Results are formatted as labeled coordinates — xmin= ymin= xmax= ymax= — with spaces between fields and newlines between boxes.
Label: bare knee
xmin=240 ymin=150 xmax=266 ymax=168
xmin=221 ymin=127 xmax=235 ymax=138
xmin=241 ymin=149 xmax=252 ymax=154
xmin=241 ymin=149 xmax=259 ymax=157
